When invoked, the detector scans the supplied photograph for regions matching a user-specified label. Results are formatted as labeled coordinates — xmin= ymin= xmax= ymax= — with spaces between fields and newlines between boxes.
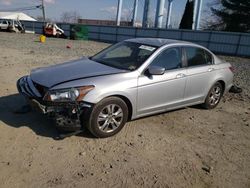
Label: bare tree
xmin=201 ymin=0 xmax=250 ymax=32
xmin=60 ymin=11 xmax=81 ymax=23
xmin=200 ymin=0 xmax=223 ymax=30
xmin=213 ymin=0 xmax=250 ymax=32
xmin=121 ymin=8 xmax=133 ymax=22
xmin=36 ymin=16 xmax=52 ymax=22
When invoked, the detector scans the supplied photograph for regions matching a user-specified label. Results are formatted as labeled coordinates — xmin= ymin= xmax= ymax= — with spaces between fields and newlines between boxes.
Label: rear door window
xmin=185 ymin=47 xmax=211 ymax=67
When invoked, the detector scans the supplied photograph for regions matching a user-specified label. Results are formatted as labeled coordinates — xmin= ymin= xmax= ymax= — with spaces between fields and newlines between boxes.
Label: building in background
xmin=0 ymin=12 xmax=37 ymax=21
xmin=78 ymin=19 xmax=132 ymax=26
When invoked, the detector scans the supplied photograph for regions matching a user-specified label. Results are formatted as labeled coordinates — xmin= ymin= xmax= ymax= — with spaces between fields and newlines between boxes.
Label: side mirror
xmin=147 ymin=66 xmax=165 ymax=75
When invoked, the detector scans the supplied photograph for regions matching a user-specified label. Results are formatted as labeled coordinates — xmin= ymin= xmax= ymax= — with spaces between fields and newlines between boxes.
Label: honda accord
xmin=17 ymin=38 xmax=234 ymax=137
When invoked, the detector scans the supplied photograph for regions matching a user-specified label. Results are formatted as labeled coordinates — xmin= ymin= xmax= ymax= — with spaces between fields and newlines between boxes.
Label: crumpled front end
xmin=17 ymin=76 xmax=93 ymax=131
xmin=17 ymin=75 xmax=43 ymax=99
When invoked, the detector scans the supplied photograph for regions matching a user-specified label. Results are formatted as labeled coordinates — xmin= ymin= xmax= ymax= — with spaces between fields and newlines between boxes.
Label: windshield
xmin=91 ymin=41 xmax=157 ymax=71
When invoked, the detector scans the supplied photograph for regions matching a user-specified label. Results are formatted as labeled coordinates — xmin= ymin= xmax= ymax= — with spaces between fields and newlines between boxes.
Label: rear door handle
xmin=208 ymin=68 xmax=215 ymax=72
xmin=176 ymin=73 xmax=186 ymax=78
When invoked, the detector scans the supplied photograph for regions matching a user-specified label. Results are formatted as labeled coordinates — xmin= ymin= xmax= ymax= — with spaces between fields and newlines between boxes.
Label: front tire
xmin=87 ymin=97 xmax=128 ymax=138
xmin=202 ymin=82 xmax=223 ymax=109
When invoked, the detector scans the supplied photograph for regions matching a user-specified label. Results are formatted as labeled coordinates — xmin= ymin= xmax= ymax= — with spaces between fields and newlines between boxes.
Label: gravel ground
xmin=0 ymin=32 xmax=249 ymax=188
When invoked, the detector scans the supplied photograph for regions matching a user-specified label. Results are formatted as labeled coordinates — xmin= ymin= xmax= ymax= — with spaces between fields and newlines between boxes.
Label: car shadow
xmin=189 ymin=104 xmax=204 ymax=110
xmin=0 ymin=93 xmax=94 ymax=140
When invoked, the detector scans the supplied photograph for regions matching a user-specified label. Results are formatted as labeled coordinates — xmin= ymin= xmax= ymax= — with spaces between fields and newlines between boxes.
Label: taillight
xmin=229 ymin=66 xmax=234 ymax=73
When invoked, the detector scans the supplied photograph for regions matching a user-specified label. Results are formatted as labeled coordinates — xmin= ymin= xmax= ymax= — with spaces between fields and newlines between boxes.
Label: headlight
xmin=44 ymin=86 xmax=94 ymax=102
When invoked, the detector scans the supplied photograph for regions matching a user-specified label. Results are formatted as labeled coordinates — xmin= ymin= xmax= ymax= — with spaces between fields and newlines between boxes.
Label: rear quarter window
xmin=204 ymin=50 xmax=214 ymax=64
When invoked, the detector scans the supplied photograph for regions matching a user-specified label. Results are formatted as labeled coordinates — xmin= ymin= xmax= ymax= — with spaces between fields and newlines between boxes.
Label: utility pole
xmin=142 ymin=0 xmax=150 ymax=28
xmin=155 ymin=0 xmax=165 ymax=28
xmin=116 ymin=0 xmax=123 ymax=26
xmin=132 ymin=0 xmax=138 ymax=27
xmin=192 ymin=0 xmax=203 ymax=30
xmin=166 ymin=0 xmax=173 ymax=29
xmin=41 ymin=0 xmax=46 ymax=22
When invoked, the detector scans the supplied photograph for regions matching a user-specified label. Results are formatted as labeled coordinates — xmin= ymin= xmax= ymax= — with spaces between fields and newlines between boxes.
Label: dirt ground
xmin=0 ymin=32 xmax=249 ymax=188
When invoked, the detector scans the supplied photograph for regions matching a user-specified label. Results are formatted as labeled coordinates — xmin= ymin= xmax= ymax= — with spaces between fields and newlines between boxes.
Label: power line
xmin=0 ymin=5 xmax=42 ymax=12
xmin=0 ymin=2 xmax=45 ymax=22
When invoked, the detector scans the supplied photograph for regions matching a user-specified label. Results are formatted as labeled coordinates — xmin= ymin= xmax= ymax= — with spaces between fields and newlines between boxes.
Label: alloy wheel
xmin=208 ymin=86 xmax=221 ymax=106
xmin=97 ymin=104 xmax=124 ymax=133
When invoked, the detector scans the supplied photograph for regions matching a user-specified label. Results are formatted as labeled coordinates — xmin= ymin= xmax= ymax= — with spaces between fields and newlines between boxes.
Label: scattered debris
xmin=189 ymin=116 xmax=195 ymax=120
xmin=229 ymin=85 xmax=242 ymax=93
xmin=40 ymin=35 xmax=46 ymax=43
xmin=77 ymin=172 xmax=84 ymax=177
xmin=79 ymin=152 xmax=86 ymax=156
xmin=202 ymin=165 xmax=211 ymax=174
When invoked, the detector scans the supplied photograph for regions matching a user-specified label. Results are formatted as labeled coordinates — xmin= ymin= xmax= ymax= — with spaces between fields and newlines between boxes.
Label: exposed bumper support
xmin=29 ymin=98 xmax=93 ymax=131
xmin=17 ymin=76 xmax=93 ymax=132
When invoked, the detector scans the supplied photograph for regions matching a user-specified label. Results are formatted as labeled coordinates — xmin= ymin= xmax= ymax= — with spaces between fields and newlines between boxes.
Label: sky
xmin=0 ymin=0 xmax=211 ymax=28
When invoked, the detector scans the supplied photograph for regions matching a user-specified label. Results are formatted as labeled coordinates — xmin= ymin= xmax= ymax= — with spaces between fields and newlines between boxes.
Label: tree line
xmin=179 ymin=0 xmax=250 ymax=32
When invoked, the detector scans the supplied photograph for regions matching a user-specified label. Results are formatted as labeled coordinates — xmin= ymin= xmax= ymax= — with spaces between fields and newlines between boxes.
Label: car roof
xmin=125 ymin=38 xmax=193 ymax=47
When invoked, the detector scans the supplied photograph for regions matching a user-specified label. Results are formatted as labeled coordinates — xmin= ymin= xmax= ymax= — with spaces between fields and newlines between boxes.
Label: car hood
xmin=30 ymin=57 xmax=126 ymax=88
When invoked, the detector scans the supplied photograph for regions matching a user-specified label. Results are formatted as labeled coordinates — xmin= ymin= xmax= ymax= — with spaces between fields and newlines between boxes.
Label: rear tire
xmin=87 ymin=97 xmax=128 ymax=138
xmin=202 ymin=82 xmax=223 ymax=109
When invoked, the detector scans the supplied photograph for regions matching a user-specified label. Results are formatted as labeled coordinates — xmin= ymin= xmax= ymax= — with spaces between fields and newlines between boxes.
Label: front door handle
xmin=208 ymin=68 xmax=215 ymax=72
xmin=176 ymin=73 xmax=186 ymax=78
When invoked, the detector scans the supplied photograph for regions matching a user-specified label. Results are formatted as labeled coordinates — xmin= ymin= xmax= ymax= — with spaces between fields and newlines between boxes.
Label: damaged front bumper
xmin=17 ymin=76 xmax=93 ymax=131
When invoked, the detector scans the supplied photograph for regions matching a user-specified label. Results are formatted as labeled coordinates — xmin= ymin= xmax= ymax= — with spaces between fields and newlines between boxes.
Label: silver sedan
xmin=17 ymin=38 xmax=234 ymax=137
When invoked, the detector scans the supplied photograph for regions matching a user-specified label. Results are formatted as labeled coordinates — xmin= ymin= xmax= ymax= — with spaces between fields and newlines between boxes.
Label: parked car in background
xmin=17 ymin=38 xmax=234 ymax=138
xmin=9 ymin=20 xmax=25 ymax=33
xmin=44 ymin=23 xmax=65 ymax=38
xmin=0 ymin=20 xmax=10 ymax=30
xmin=0 ymin=19 xmax=25 ymax=33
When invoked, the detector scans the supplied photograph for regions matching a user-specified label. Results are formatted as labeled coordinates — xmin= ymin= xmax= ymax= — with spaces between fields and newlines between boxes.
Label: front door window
xmin=150 ymin=47 xmax=182 ymax=70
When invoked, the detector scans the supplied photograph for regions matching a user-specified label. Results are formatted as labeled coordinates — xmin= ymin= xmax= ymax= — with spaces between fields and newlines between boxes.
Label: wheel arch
xmin=104 ymin=95 xmax=133 ymax=121
xmin=203 ymin=78 xmax=226 ymax=102
xmin=210 ymin=79 xmax=225 ymax=95
xmin=217 ymin=80 xmax=226 ymax=94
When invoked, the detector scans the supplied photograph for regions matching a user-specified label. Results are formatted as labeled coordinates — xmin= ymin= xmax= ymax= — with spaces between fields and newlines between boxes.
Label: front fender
xmin=83 ymin=89 xmax=137 ymax=119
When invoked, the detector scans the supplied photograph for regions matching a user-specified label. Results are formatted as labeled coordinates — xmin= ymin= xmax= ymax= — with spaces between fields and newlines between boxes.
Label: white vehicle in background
xmin=9 ymin=20 xmax=25 ymax=33
xmin=0 ymin=19 xmax=25 ymax=33
xmin=0 ymin=20 xmax=10 ymax=30
xmin=44 ymin=23 xmax=65 ymax=38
